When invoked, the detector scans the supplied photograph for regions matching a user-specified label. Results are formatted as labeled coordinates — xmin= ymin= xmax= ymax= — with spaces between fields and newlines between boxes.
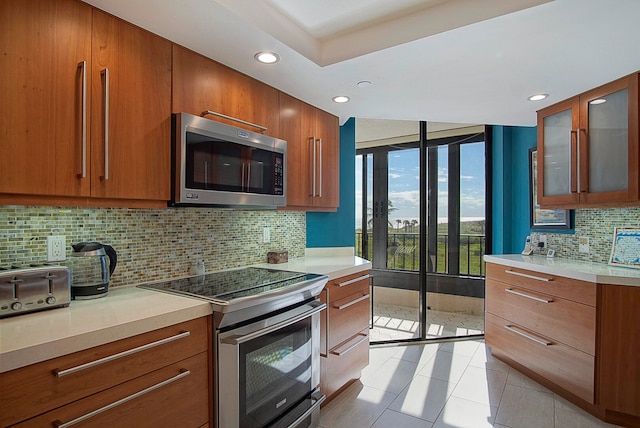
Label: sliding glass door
xmin=356 ymin=122 xmax=488 ymax=344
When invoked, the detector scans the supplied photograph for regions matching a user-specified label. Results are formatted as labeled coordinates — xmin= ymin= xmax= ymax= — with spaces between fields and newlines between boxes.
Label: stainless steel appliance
xmin=140 ymin=267 xmax=328 ymax=428
xmin=0 ymin=265 xmax=71 ymax=318
xmin=172 ymin=112 xmax=287 ymax=208
xmin=68 ymin=242 xmax=117 ymax=300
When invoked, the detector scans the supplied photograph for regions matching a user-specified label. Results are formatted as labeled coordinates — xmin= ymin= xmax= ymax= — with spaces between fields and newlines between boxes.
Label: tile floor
xmin=371 ymin=303 xmax=484 ymax=342
xmin=318 ymin=340 xmax=622 ymax=428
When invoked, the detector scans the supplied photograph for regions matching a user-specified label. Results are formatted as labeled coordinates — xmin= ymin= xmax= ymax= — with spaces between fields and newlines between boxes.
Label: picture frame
xmin=529 ymin=148 xmax=571 ymax=230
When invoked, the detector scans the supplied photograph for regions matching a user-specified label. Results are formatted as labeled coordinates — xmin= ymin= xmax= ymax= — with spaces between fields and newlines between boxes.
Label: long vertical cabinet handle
xmin=52 ymin=369 xmax=191 ymax=428
xmin=101 ymin=68 xmax=110 ymax=180
xmin=570 ymin=130 xmax=578 ymax=193
xmin=317 ymin=138 xmax=323 ymax=197
xmin=78 ymin=61 xmax=87 ymax=178
xmin=578 ymin=128 xmax=588 ymax=193
xmin=309 ymin=137 xmax=317 ymax=197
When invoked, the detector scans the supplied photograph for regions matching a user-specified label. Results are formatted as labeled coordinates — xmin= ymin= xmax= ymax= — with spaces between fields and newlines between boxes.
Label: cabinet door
xmin=279 ymin=92 xmax=315 ymax=207
xmin=172 ymin=45 xmax=280 ymax=137
xmin=579 ymin=74 xmax=639 ymax=205
xmin=313 ymin=109 xmax=340 ymax=209
xmin=537 ymin=98 xmax=580 ymax=206
xmin=0 ymin=0 xmax=92 ymax=197
xmin=90 ymin=10 xmax=171 ymax=201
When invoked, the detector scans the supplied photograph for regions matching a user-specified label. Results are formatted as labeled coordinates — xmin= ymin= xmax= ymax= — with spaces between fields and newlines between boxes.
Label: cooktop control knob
xmin=46 ymin=296 xmax=57 ymax=305
xmin=11 ymin=302 xmax=22 ymax=311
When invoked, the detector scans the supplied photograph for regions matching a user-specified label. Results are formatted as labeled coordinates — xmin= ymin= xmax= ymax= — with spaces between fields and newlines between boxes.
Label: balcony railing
xmin=355 ymin=231 xmax=485 ymax=276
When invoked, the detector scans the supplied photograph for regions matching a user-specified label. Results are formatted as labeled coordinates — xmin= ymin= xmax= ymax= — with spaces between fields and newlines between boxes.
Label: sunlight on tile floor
xmin=371 ymin=303 xmax=484 ymax=342
xmin=319 ymin=340 xmax=622 ymax=428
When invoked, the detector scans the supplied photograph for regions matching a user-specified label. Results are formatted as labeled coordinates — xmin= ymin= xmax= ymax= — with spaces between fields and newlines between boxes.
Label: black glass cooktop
xmin=139 ymin=267 xmax=322 ymax=302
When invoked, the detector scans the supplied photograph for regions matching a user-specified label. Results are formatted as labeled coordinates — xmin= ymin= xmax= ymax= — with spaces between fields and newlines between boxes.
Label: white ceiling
xmin=82 ymin=0 xmax=640 ymax=127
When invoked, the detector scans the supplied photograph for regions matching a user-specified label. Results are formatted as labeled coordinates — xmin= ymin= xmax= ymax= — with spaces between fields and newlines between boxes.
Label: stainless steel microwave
xmin=172 ymin=112 xmax=286 ymax=208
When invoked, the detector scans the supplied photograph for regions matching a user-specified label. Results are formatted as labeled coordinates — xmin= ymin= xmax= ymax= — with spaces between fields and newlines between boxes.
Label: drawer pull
xmin=504 ymin=269 xmax=552 ymax=282
xmin=331 ymin=333 xmax=369 ymax=356
xmin=505 ymin=288 xmax=553 ymax=303
xmin=335 ymin=274 xmax=370 ymax=287
xmin=334 ymin=293 xmax=369 ymax=310
xmin=52 ymin=369 xmax=190 ymax=427
xmin=53 ymin=331 xmax=191 ymax=377
xmin=504 ymin=325 xmax=552 ymax=346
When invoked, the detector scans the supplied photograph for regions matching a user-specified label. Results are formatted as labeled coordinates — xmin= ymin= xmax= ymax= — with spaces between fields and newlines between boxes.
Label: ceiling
xmin=82 ymin=0 xmax=640 ymax=127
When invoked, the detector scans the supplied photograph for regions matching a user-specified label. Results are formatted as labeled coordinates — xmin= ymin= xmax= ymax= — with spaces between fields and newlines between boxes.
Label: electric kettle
xmin=69 ymin=242 xmax=117 ymax=300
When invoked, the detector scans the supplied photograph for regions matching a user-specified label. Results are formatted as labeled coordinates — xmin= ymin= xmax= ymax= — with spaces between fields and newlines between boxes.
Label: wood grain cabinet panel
xmin=0 ymin=1 xmax=172 ymax=205
xmin=90 ymin=10 xmax=172 ymax=201
xmin=320 ymin=271 xmax=370 ymax=402
xmin=13 ymin=352 xmax=209 ymax=428
xmin=172 ymin=45 xmax=280 ymax=137
xmin=486 ymin=313 xmax=595 ymax=403
xmin=0 ymin=0 xmax=93 ymax=197
xmin=279 ymin=92 xmax=340 ymax=211
xmin=0 ymin=316 xmax=210 ymax=427
xmin=486 ymin=261 xmax=640 ymax=426
xmin=486 ymin=278 xmax=596 ymax=355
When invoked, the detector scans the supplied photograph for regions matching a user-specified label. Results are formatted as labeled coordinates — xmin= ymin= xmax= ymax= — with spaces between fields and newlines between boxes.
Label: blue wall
xmin=306 ymin=118 xmax=356 ymax=247
xmin=491 ymin=125 xmax=538 ymax=254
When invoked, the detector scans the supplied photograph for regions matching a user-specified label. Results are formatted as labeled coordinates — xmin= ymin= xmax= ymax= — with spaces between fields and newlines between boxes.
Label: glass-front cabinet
xmin=537 ymin=73 xmax=639 ymax=208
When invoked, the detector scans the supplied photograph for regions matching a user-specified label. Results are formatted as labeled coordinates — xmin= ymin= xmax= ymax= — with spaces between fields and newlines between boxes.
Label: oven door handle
xmin=287 ymin=389 xmax=326 ymax=428
xmin=221 ymin=302 xmax=327 ymax=345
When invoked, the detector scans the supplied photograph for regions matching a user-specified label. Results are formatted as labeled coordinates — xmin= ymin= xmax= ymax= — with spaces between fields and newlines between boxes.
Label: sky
xmin=356 ymin=141 xmax=485 ymax=229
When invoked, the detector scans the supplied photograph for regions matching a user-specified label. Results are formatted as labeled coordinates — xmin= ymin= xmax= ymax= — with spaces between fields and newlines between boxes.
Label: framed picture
xmin=609 ymin=226 xmax=640 ymax=269
xmin=529 ymin=148 xmax=571 ymax=230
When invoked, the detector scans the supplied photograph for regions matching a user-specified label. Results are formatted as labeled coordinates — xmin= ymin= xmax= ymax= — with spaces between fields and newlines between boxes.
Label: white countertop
xmin=0 ymin=286 xmax=212 ymax=373
xmin=484 ymin=254 xmax=640 ymax=286
xmin=253 ymin=252 xmax=371 ymax=279
xmin=1 ymin=250 xmax=371 ymax=373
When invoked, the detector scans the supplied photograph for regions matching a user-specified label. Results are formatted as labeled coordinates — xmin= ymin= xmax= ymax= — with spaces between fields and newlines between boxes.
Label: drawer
xmin=0 ymin=316 xmax=210 ymax=427
xmin=15 ymin=352 xmax=210 ymax=428
xmin=486 ymin=313 xmax=594 ymax=404
xmin=326 ymin=271 xmax=370 ymax=304
xmin=486 ymin=263 xmax=596 ymax=306
xmin=322 ymin=329 xmax=369 ymax=400
xmin=486 ymin=279 xmax=596 ymax=354
xmin=328 ymin=289 xmax=370 ymax=350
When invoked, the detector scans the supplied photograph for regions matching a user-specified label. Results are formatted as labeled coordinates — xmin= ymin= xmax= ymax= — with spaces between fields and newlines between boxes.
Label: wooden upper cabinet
xmin=90 ymin=10 xmax=172 ymax=201
xmin=0 ymin=2 xmax=171 ymax=204
xmin=279 ymin=92 xmax=340 ymax=211
xmin=172 ymin=45 xmax=280 ymax=137
xmin=537 ymin=73 xmax=640 ymax=208
xmin=0 ymin=0 xmax=92 ymax=197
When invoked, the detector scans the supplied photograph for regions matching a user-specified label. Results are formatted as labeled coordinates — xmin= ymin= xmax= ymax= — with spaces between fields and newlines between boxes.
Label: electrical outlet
xmin=47 ymin=236 xmax=66 ymax=261
xmin=539 ymin=235 xmax=547 ymax=246
xmin=263 ymin=227 xmax=270 ymax=243
xmin=579 ymin=236 xmax=589 ymax=253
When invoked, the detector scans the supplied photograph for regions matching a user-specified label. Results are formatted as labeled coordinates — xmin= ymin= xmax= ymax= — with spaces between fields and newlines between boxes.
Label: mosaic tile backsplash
xmin=0 ymin=206 xmax=306 ymax=287
xmin=529 ymin=207 xmax=640 ymax=263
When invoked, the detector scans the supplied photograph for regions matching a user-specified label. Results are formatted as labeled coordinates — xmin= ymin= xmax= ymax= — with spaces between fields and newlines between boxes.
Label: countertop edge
xmin=484 ymin=254 xmax=640 ymax=286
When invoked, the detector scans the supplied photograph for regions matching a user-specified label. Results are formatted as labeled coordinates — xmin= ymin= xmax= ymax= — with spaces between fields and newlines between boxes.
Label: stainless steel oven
xmin=139 ymin=267 xmax=328 ymax=428
xmin=218 ymin=300 xmax=325 ymax=428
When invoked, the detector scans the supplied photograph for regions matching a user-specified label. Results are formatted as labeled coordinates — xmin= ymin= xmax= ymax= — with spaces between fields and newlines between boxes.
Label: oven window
xmin=239 ymin=317 xmax=312 ymax=427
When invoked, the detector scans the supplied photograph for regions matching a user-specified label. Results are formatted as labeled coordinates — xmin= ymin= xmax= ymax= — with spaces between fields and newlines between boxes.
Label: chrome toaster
xmin=0 ymin=266 xmax=71 ymax=318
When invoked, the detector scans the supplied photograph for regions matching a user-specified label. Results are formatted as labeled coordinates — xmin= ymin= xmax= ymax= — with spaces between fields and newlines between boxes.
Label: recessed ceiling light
xmin=528 ymin=93 xmax=548 ymax=101
xmin=590 ymin=98 xmax=607 ymax=105
xmin=357 ymin=80 xmax=372 ymax=88
xmin=254 ymin=52 xmax=279 ymax=64
xmin=332 ymin=95 xmax=350 ymax=103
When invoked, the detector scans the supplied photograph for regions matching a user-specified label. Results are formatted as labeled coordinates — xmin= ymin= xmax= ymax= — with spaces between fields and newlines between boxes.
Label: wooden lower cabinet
xmin=486 ymin=262 xmax=640 ymax=427
xmin=320 ymin=271 xmax=371 ymax=402
xmin=0 ymin=316 xmax=212 ymax=427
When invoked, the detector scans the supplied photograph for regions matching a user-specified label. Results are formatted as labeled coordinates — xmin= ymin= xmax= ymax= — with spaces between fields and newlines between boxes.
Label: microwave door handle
xmin=242 ymin=163 xmax=245 ymax=192
xmin=204 ymin=161 xmax=208 ymax=187
xmin=247 ymin=162 xmax=251 ymax=191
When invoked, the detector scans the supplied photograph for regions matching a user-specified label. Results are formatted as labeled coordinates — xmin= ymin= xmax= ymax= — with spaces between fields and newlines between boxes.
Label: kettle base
xmin=71 ymin=284 xmax=109 ymax=300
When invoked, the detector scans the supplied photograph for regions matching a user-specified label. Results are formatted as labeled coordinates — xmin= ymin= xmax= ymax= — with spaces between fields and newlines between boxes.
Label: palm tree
xmin=411 ymin=219 xmax=418 ymax=232
xmin=396 ymin=219 xmax=402 ymax=232
xmin=403 ymin=220 xmax=410 ymax=231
